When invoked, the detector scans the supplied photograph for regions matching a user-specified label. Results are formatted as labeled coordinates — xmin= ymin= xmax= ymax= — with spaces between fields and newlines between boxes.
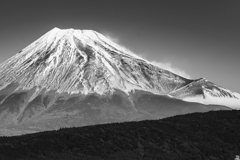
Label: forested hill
xmin=0 ymin=110 xmax=240 ymax=160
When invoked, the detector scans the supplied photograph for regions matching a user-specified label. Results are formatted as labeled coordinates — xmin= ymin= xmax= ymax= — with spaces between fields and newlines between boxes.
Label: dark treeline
xmin=0 ymin=110 xmax=240 ymax=160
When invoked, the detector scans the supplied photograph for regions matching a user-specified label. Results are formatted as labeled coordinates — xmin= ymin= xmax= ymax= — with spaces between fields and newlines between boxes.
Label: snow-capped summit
xmin=0 ymin=28 xmax=238 ymax=135
xmin=0 ymin=28 xmax=192 ymax=97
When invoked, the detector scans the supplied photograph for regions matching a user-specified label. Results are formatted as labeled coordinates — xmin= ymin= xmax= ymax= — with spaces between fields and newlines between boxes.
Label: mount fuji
xmin=0 ymin=27 xmax=238 ymax=135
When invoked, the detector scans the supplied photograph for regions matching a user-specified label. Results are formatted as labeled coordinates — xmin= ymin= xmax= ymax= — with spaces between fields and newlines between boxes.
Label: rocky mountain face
xmin=0 ymin=28 xmax=238 ymax=135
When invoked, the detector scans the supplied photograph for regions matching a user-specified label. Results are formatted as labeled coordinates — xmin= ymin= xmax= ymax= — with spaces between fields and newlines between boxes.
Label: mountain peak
xmin=0 ymin=28 xmax=192 ymax=96
xmin=52 ymin=27 xmax=60 ymax=30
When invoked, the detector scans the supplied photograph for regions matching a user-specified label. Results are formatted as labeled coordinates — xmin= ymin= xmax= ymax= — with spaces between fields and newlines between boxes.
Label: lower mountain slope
xmin=0 ymin=110 xmax=239 ymax=160
xmin=0 ymin=90 xmax=228 ymax=136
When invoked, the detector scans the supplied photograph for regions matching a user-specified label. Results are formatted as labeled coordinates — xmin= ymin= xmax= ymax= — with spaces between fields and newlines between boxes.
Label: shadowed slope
xmin=0 ymin=90 xmax=229 ymax=136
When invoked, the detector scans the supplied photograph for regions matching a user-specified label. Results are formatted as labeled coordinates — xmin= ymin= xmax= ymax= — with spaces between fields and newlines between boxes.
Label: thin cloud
xmin=103 ymin=33 xmax=191 ymax=79
xmin=103 ymin=34 xmax=119 ymax=44
xmin=103 ymin=33 xmax=144 ymax=60
xmin=150 ymin=61 xmax=191 ymax=79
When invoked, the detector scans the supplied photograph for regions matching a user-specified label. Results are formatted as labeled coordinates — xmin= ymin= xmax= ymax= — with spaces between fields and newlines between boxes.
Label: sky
xmin=0 ymin=0 xmax=240 ymax=92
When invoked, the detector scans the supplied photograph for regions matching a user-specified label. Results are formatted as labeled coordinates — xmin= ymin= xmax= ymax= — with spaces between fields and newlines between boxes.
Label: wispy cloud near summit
xmin=103 ymin=33 xmax=191 ymax=79
xmin=150 ymin=61 xmax=191 ymax=79
xmin=103 ymin=33 xmax=119 ymax=44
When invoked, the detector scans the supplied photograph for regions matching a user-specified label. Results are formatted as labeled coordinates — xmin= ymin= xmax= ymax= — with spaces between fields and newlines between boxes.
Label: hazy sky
xmin=0 ymin=0 xmax=240 ymax=92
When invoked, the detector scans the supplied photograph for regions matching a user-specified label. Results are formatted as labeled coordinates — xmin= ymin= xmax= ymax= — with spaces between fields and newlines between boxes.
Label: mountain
xmin=0 ymin=27 xmax=238 ymax=135
xmin=0 ymin=110 xmax=239 ymax=160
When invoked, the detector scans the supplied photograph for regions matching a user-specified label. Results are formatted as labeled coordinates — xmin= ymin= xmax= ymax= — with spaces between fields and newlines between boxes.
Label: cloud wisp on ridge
xmin=103 ymin=33 xmax=191 ymax=79
xmin=150 ymin=61 xmax=191 ymax=79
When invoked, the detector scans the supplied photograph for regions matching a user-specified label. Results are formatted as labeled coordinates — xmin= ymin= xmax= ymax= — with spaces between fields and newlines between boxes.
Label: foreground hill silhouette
xmin=0 ymin=110 xmax=240 ymax=160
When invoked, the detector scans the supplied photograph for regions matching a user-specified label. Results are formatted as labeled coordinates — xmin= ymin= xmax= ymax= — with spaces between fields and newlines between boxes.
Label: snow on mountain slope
xmin=183 ymin=87 xmax=240 ymax=110
xmin=170 ymin=78 xmax=240 ymax=109
xmin=0 ymin=28 xmax=191 ymax=98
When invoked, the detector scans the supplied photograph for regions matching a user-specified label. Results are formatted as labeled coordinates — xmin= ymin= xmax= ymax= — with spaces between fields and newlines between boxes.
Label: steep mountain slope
xmin=0 ymin=110 xmax=239 ymax=160
xmin=0 ymin=28 xmax=237 ymax=135
xmin=0 ymin=27 xmax=192 ymax=96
